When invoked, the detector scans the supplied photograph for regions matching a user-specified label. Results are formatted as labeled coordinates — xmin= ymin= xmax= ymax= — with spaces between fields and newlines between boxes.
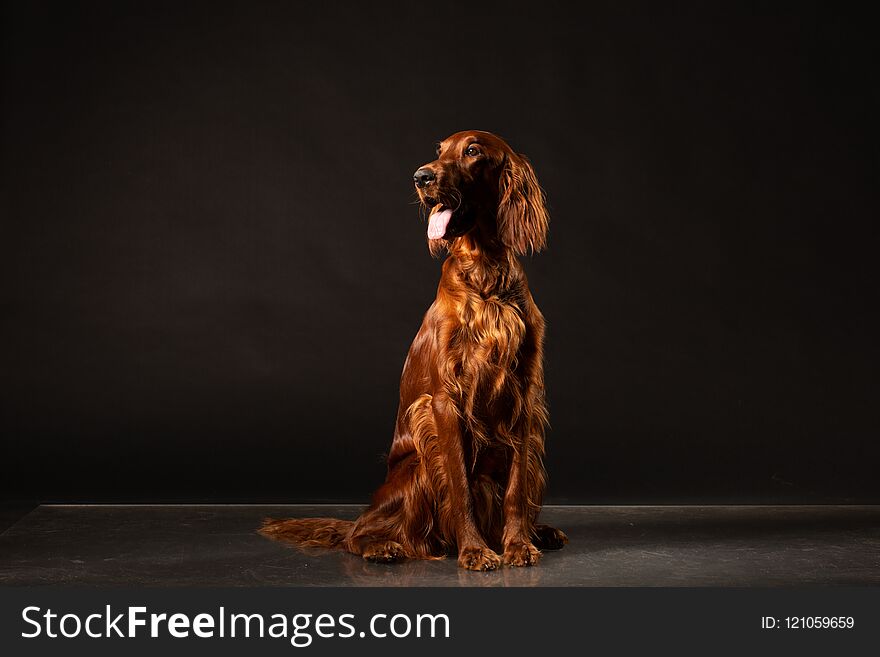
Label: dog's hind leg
xmin=533 ymin=523 xmax=568 ymax=550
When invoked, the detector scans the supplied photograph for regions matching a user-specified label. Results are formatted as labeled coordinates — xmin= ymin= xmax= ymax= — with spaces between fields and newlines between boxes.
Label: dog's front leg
xmin=431 ymin=393 xmax=501 ymax=571
xmin=501 ymin=435 xmax=543 ymax=566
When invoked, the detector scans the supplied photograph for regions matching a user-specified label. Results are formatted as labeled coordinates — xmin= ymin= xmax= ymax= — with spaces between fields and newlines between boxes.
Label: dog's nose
xmin=413 ymin=168 xmax=436 ymax=188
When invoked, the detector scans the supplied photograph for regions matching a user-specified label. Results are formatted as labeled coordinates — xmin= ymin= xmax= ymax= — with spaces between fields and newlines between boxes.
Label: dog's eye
xmin=464 ymin=146 xmax=480 ymax=157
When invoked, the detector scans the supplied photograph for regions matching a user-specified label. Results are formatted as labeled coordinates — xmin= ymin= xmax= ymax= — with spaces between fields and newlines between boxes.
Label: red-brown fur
xmin=260 ymin=131 xmax=566 ymax=570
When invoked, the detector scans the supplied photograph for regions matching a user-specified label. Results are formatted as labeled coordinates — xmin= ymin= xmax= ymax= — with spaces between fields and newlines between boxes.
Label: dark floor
xmin=0 ymin=501 xmax=36 ymax=536
xmin=0 ymin=505 xmax=878 ymax=586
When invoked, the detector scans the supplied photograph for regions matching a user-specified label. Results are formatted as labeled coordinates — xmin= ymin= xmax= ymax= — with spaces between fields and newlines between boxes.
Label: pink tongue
xmin=428 ymin=207 xmax=453 ymax=240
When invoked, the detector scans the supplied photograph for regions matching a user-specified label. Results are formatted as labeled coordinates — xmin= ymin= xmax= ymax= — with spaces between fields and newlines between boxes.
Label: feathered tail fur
xmin=259 ymin=517 xmax=353 ymax=549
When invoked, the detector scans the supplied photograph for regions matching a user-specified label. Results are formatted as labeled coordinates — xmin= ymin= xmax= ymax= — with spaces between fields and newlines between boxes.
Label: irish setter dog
xmin=261 ymin=130 xmax=566 ymax=570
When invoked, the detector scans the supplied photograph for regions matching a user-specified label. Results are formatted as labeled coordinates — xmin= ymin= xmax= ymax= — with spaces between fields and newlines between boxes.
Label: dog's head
xmin=413 ymin=130 xmax=549 ymax=256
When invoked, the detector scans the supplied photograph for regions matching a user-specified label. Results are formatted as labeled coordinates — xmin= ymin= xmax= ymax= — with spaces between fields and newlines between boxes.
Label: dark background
xmin=1 ymin=1 xmax=877 ymax=504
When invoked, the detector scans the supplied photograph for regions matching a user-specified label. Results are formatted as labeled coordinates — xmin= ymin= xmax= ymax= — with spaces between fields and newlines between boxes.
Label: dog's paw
xmin=502 ymin=541 xmax=542 ymax=567
xmin=362 ymin=540 xmax=406 ymax=563
xmin=458 ymin=546 xmax=501 ymax=571
xmin=534 ymin=524 xmax=569 ymax=551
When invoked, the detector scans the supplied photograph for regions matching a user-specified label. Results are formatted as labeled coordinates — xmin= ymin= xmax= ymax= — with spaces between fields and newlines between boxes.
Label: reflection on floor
xmin=1 ymin=505 xmax=878 ymax=586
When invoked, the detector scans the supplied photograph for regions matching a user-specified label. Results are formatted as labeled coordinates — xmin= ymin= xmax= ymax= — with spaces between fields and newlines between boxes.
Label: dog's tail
xmin=259 ymin=517 xmax=353 ymax=549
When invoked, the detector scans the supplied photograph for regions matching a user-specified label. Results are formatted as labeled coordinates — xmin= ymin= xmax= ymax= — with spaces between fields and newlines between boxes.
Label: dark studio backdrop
xmin=1 ymin=1 xmax=877 ymax=504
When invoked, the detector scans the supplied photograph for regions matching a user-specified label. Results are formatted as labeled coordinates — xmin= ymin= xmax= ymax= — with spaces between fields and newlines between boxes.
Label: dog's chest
xmin=447 ymin=292 xmax=529 ymax=439
xmin=454 ymin=293 xmax=526 ymax=368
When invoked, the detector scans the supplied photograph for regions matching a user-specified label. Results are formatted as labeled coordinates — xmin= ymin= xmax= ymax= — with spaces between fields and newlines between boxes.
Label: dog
xmin=261 ymin=130 xmax=566 ymax=570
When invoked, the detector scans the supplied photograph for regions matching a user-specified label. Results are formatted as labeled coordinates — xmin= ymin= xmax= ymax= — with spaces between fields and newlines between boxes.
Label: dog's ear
xmin=497 ymin=152 xmax=549 ymax=255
